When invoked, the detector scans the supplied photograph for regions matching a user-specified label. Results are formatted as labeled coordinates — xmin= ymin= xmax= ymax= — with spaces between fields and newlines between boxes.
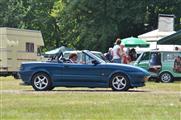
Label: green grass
xmin=143 ymin=81 xmax=181 ymax=91
xmin=1 ymin=77 xmax=181 ymax=120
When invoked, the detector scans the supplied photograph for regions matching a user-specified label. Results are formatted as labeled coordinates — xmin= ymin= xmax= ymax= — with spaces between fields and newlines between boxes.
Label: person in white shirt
xmin=112 ymin=38 xmax=123 ymax=63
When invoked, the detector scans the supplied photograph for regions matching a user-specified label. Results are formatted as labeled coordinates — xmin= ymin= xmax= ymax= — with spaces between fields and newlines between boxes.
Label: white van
xmin=0 ymin=27 xmax=44 ymax=78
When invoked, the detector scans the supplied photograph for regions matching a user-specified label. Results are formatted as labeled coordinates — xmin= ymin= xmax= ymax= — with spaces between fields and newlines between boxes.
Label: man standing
xmin=112 ymin=38 xmax=123 ymax=63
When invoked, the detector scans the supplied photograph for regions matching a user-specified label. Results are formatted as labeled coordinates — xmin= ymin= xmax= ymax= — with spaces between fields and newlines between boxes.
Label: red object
xmin=122 ymin=54 xmax=131 ymax=64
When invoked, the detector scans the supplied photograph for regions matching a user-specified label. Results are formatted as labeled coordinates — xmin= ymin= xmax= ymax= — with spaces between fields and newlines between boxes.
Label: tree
xmin=0 ymin=0 xmax=180 ymax=52
xmin=54 ymin=0 xmax=148 ymax=52
xmin=0 ymin=0 xmax=58 ymax=51
xmin=146 ymin=0 xmax=181 ymax=31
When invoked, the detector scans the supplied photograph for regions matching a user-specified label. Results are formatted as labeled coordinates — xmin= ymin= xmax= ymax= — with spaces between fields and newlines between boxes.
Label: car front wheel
xmin=160 ymin=72 xmax=173 ymax=83
xmin=111 ymin=74 xmax=130 ymax=91
xmin=32 ymin=73 xmax=52 ymax=91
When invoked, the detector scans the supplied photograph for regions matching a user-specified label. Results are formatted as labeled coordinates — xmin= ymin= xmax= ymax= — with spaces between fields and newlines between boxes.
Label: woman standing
xmin=112 ymin=38 xmax=123 ymax=63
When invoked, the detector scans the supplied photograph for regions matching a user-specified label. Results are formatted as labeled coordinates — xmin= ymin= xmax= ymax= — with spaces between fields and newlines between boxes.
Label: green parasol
xmin=121 ymin=37 xmax=149 ymax=48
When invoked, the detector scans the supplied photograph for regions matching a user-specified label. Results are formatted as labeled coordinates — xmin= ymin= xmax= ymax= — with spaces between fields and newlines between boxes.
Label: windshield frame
xmin=83 ymin=50 xmax=106 ymax=64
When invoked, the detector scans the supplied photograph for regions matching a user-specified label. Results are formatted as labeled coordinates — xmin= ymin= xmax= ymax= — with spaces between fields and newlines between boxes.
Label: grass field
xmin=1 ymin=77 xmax=181 ymax=120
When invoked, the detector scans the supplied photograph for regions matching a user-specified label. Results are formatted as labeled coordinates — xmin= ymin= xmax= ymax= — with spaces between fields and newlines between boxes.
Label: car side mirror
xmin=92 ymin=60 xmax=99 ymax=65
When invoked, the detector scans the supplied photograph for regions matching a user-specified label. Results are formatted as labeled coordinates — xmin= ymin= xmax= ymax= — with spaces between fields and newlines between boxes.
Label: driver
xmin=68 ymin=53 xmax=78 ymax=63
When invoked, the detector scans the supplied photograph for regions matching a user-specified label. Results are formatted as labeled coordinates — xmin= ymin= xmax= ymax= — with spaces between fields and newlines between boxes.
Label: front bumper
xmin=128 ymin=71 xmax=150 ymax=87
xmin=19 ymin=71 xmax=33 ymax=84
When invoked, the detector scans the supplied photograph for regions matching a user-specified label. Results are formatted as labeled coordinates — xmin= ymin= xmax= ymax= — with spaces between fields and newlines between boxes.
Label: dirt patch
xmin=0 ymin=89 xmax=180 ymax=94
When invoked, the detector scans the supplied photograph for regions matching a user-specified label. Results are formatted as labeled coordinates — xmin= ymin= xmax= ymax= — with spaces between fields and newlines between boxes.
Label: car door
xmin=59 ymin=53 xmax=102 ymax=85
xmin=49 ymin=62 xmax=65 ymax=82
xmin=137 ymin=52 xmax=150 ymax=70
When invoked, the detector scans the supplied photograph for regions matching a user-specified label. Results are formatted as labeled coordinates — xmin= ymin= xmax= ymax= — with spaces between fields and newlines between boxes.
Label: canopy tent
xmin=121 ymin=37 xmax=150 ymax=48
xmin=44 ymin=46 xmax=73 ymax=57
xmin=138 ymin=29 xmax=175 ymax=42
xmin=157 ymin=30 xmax=181 ymax=45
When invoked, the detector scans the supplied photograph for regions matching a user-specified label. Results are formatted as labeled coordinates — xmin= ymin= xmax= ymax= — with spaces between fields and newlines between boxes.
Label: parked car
xmin=19 ymin=50 xmax=150 ymax=91
xmin=134 ymin=51 xmax=181 ymax=83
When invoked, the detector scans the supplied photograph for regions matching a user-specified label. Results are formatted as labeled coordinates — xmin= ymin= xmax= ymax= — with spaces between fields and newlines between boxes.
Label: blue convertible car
xmin=19 ymin=50 xmax=150 ymax=91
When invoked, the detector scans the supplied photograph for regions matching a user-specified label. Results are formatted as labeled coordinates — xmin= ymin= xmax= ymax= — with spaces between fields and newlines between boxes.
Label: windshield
xmin=83 ymin=50 xmax=106 ymax=63
xmin=93 ymin=52 xmax=110 ymax=62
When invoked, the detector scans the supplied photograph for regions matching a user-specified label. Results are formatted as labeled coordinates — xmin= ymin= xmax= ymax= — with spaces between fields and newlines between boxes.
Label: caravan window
xmin=26 ymin=42 xmax=34 ymax=52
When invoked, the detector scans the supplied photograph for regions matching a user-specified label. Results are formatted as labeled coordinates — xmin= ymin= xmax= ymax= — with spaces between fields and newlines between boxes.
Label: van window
xmin=26 ymin=42 xmax=34 ymax=52
xmin=140 ymin=52 xmax=150 ymax=61
xmin=150 ymin=52 xmax=161 ymax=65
xmin=163 ymin=52 xmax=179 ymax=62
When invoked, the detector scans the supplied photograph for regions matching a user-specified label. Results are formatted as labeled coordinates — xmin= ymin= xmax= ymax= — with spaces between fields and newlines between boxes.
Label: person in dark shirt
xmin=149 ymin=53 xmax=161 ymax=74
xmin=150 ymin=53 xmax=161 ymax=66
xmin=129 ymin=48 xmax=137 ymax=61
xmin=105 ymin=48 xmax=113 ymax=62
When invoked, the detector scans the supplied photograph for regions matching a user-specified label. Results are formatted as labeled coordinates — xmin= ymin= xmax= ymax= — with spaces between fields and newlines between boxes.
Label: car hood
xmin=103 ymin=63 xmax=150 ymax=76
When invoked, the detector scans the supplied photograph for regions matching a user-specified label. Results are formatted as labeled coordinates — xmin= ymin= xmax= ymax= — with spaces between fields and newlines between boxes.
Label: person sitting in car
xmin=67 ymin=53 xmax=78 ymax=63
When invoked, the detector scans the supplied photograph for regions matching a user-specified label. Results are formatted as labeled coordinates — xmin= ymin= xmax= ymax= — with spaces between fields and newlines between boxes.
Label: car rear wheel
xmin=159 ymin=72 xmax=173 ymax=83
xmin=32 ymin=73 xmax=52 ymax=91
xmin=111 ymin=74 xmax=130 ymax=91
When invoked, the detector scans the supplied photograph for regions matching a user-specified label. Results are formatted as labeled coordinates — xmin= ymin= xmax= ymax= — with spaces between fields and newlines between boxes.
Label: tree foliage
xmin=0 ymin=0 xmax=180 ymax=52
xmin=0 ymin=0 xmax=57 ymax=50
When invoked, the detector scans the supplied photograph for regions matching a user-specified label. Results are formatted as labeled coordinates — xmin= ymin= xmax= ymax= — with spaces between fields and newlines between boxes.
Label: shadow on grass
xmin=23 ymin=89 xmax=149 ymax=93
